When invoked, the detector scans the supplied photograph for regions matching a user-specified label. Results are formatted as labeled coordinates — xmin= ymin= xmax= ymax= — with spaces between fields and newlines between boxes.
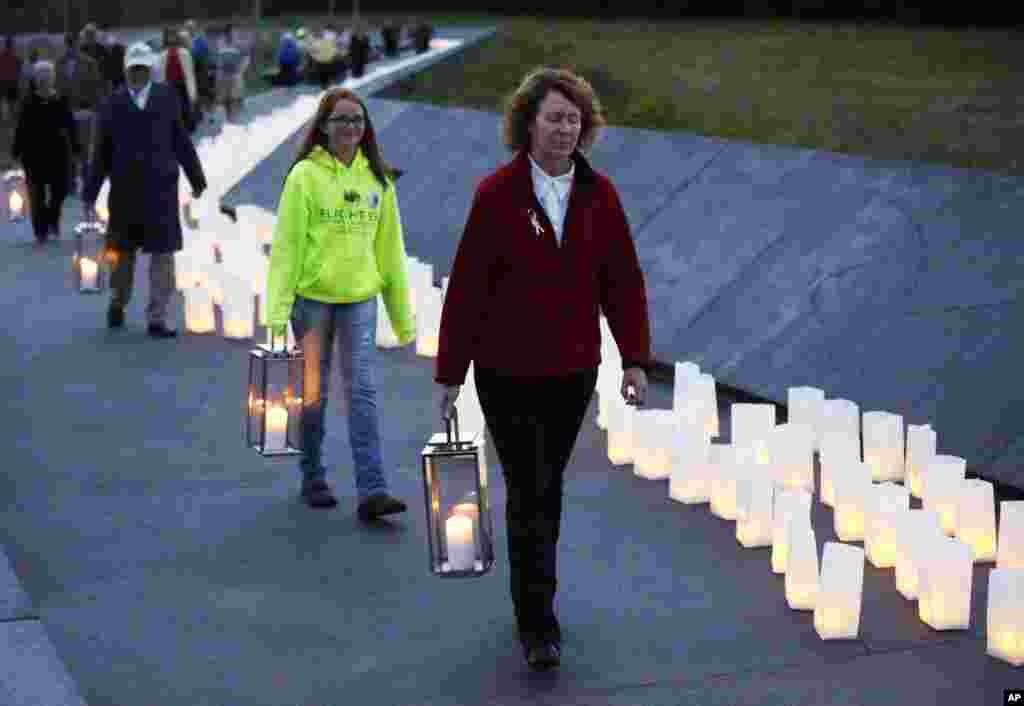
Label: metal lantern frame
xmin=72 ymin=220 xmax=110 ymax=293
xmin=245 ymin=331 xmax=303 ymax=457
xmin=421 ymin=407 xmax=495 ymax=578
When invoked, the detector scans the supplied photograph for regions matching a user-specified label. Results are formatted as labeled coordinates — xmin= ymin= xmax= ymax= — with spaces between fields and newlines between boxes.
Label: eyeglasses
xmin=324 ymin=115 xmax=365 ymax=127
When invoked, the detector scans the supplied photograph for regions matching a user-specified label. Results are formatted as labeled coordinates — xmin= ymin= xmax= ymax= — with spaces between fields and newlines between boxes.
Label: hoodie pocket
xmin=313 ymin=228 xmax=370 ymax=294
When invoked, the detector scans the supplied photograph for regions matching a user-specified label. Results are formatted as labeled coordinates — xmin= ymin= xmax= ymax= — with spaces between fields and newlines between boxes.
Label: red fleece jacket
xmin=435 ymin=149 xmax=652 ymax=385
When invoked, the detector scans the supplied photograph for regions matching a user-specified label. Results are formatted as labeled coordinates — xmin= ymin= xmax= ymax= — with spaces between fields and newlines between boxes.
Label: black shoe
xmin=107 ymin=307 xmax=125 ymax=329
xmin=525 ymin=642 xmax=560 ymax=671
xmin=357 ymin=493 xmax=407 ymax=522
xmin=147 ymin=323 xmax=178 ymax=338
xmin=301 ymin=479 xmax=338 ymax=509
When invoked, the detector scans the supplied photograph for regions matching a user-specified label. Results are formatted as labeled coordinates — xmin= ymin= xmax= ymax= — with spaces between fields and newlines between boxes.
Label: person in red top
xmin=0 ymin=36 xmax=22 ymax=122
xmin=435 ymin=67 xmax=652 ymax=671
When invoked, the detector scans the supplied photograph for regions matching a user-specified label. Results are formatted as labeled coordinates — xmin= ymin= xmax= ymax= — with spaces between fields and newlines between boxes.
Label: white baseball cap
xmin=124 ymin=42 xmax=157 ymax=70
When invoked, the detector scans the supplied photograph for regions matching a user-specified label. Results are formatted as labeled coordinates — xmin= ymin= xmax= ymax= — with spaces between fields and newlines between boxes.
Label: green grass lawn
xmin=366 ymin=14 xmax=1024 ymax=175
xmin=4 ymin=14 xmax=1022 ymax=175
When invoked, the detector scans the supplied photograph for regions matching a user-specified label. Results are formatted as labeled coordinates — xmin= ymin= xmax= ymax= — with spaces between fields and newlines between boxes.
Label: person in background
xmin=266 ymin=87 xmax=415 ymax=517
xmin=79 ymin=24 xmax=115 ymax=97
xmin=0 ymin=36 xmax=22 ymax=122
xmin=103 ymin=39 xmax=126 ymax=90
xmin=154 ymin=27 xmax=198 ymax=133
xmin=294 ymin=27 xmax=310 ymax=78
xmin=56 ymin=31 xmax=107 ymax=112
xmin=435 ymin=67 xmax=652 ymax=671
xmin=272 ymin=32 xmax=302 ymax=87
xmin=82 ymin=42 xmax=206 ymax=338
xmin=187 ymin=21 xmax=214 ymax=119
xmin=348 ymin=24 xmax=371 ymax=79
xmin=214 ymin=24 xmax=248 ymax=122
xmin=18 ymin=49 xmax=40 ymax=99
xmin=56 ymin=31 xmax=108 ymax=187
xmin=78 ymin=23 xmax=110 ymax=94
xmin=308 ymin=27 xmax=341 ymax=90
xmin=11 ymin=61 xmax=81 ymax=245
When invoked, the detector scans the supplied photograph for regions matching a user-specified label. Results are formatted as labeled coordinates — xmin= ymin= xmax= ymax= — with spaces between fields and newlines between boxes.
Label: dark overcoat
xmin=82 ymin=82 xmax=206 ymax=253
xmin=11 ymin=93 xmax=80 ymax=181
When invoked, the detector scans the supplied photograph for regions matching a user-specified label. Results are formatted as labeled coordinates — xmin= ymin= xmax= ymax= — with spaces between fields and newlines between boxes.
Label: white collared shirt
xmin=128 ymin=81 xmax=152 ymax=110
xmin=528 ymin=153 xmax=574 ymax=245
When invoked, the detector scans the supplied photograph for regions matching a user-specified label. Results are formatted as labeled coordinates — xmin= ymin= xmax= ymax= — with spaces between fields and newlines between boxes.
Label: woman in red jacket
xmin=435 ymin=67 xmax=653 ymax=671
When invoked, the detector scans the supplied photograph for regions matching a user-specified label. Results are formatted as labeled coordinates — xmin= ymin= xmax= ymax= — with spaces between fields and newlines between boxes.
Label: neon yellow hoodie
xmin=267 ymin=145 xmax=416 ymax=344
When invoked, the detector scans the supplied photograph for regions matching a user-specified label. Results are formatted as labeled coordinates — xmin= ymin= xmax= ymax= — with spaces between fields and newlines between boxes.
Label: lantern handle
xmin=445 ymin=406 xmax=460 ymax=445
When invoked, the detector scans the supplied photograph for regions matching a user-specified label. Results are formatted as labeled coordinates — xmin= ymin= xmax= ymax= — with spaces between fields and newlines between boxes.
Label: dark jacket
xmin=82 ymin=82 xmax=206 ymax=254
xmin=104 ymin=44 xmax=126 ymax=87
xmin=55 ymin=48 xmax=108 ymax=111
xmin=435 ymin=149 xmax=652 ymax=385
xmin=278 ymin=37 xmax=301 ymax=69
xmin=11 ymin=92 xmax=81 ymax=178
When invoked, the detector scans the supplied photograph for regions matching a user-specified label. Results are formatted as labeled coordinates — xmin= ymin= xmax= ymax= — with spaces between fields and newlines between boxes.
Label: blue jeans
xmin=290 ymin=295 xmax=388 ymax=500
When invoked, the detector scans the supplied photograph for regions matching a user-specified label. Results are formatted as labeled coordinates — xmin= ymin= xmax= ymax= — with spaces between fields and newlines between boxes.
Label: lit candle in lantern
xmin=445 ymin=514 xmax=475 ymax=571
xmin=9 ymin=189 xmax=24 ymax=219
xmin=265 ymin=403 xmax=289 ymax=450
xmin=79 ymin=257 xmax=99 ymax=290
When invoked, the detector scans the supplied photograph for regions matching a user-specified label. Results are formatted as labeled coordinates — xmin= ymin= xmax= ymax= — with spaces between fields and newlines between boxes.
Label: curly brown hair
xmin=501 ymin=67 xmax=607 ymax=156
xmin=289 ymin=88 xmax=399 ymax=191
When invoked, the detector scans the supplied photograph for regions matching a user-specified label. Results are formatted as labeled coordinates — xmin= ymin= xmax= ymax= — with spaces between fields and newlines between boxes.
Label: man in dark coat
xmin=82 ymin=42 xmax=207 ymax=339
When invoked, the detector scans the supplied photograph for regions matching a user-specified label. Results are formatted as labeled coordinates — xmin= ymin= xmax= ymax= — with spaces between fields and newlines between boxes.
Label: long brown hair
xmin=288 ymin=88 xmax=398 ymax=191
xmin=502 ymin=67 xmax=607 ymax=156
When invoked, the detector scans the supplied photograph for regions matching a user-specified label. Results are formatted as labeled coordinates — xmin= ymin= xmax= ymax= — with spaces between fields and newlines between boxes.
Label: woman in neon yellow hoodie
xmin=267 ymin=88 xmax=416 ymax=516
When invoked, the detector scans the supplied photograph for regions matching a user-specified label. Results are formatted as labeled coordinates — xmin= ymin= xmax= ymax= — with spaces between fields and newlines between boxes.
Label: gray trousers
xmin=109 ymin=248 xmax=176 ymax=326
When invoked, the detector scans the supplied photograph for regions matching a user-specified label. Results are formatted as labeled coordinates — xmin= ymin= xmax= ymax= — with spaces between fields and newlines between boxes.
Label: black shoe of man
xmin=147 ymin=323 xmax=178 ymax=338
xmin=301 ymin=479 xmax=338 ymax=509
xmin=107 ymin=306 xmax=125 ymax=329
xmin=357 ymin=493 xmax=407 ymax=522
xmin=525 ymin=642 xmax=561 ymax=671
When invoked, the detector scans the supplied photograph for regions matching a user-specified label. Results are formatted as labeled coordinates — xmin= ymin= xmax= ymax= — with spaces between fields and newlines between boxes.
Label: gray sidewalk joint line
xmin=633 ymin=141 xmax=732 ymax=236
xmin=565 ymin=645 xmax=874 ymax=700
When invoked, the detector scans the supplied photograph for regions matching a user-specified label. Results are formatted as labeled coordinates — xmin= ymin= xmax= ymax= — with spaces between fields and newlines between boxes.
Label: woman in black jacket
xmin=11 ymin=61 xmax=81 ymax=245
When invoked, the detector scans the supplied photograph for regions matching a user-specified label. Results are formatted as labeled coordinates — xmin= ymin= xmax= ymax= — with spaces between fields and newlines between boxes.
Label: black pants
xmin=25 ymin=168 xmax=69 ymax=242
xmin=473 ymin=365 xmax=598 ymax=648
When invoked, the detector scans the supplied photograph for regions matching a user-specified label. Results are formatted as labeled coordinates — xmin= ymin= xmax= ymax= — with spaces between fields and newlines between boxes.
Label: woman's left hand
xmin=621 ymin=367 xmax=647 ymax=406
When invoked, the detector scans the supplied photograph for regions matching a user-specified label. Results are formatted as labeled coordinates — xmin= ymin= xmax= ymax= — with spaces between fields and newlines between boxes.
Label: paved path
xmin=0 ymin=231 xmax=1019 ymax=703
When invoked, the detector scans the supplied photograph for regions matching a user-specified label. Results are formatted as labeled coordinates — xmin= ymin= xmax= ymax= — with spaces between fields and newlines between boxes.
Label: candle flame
xmin=9 ymin=190 xmax=23 ymax=216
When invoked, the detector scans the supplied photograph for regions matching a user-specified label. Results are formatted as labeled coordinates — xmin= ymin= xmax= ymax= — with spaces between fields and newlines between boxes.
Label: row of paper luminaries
xmin=597 ymin=351 xmax=1023 ymax=666
xmin=170 ymin=202 xmax=450 ymax=361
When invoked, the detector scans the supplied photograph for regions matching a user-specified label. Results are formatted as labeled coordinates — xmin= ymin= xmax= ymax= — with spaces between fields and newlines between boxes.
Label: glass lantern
xmin=245 ymin=329 xmax=303 ymax=456
xmin=3 ymin=169 xmax=28 ymax=222
xmin=72 ymin=220 xmax=109 ymax=293
xmin=421 ymin=408 xmax=495 ymax=578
